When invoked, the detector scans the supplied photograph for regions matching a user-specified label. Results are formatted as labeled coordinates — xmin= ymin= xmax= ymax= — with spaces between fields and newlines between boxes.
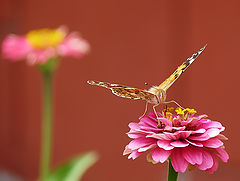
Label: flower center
xmin=162 ymin=107 xmax=197 ymax=127
xmin=26 ymin=28 xmax=65 ymax=49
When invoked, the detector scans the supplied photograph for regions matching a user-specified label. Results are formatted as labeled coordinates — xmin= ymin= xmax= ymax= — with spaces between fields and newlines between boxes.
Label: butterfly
xmin=87 ymin=45 xmax=206 ymax=116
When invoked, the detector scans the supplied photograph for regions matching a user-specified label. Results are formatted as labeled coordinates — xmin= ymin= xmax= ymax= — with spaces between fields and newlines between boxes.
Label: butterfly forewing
xmin=157 ymin=45 xmax=206 ymax=91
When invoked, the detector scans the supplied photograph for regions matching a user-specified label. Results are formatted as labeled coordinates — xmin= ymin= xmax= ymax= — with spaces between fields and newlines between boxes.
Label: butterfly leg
xmin=152 ymin=103 xmax=161 ymax=126
xmin=163 ymin=100 xmax=185 ymax=109
xmin=139 ymin=102 xmax=149 ymax=119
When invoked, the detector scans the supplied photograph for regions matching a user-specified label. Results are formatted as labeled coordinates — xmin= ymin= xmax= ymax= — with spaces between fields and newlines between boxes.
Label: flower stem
xmin=168 ymin=158 xmax=178 ymax=181
xmin=40 ymin=71 xmax=53 ymax=180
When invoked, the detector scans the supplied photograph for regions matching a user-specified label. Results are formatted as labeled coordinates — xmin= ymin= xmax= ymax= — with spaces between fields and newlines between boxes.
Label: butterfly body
xmin=87 ymin=45 xmax=206 ymax=109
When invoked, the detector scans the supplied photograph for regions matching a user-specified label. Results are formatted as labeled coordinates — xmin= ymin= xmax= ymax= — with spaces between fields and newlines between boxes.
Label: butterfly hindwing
xmin=111 ymin=87 xmax=144 ymax=100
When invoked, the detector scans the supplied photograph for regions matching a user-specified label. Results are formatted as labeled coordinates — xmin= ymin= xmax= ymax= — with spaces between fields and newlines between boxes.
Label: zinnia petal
xmin=202 ymin=138 xmax=223 ymax=148
xmin=182 ymin=147 xmax=203 ymax=165
xmin=157 ymin=140 xmax=174 ymax=150
xmin=128 ymin=150 xmax=142 ymax=160
xmin=186 ymin=139 xmax=203 ymax=147
xmin=188 ymin=134 xmax=210 ymax=141
xmin=191 ymin=128 xmax=206 ymax=134
xmin=123 ymin=145 xmax=132 ymax=155
xmin=147 ymin=133 xmax=172 ymax=140
xmin=215 ymin=147 xmax=229 ymax=162
xmin=127 ymin=132 xmax=145 ymax=139
xmin=140 ymin=116 xmax=158 ymax=127
xmin=128 ymin=122 xmax=140 ymax=130
xmin=206 ymin=128 xmax=221 ymax=138
xmin=171 ymin=149 xmax=188 ymax=172
xmin=173 ymin=131 xmax=192 ymax=139
xmin=216 ymin=134 xmax=228 ymax=141
xmin=170 ymin=140 xmax=189 ymax=147
xmin=197 ymin=150 xmax=213 ymax=170
xmin=128 ymin=138 xmax=155 ymax=150
xmin=2 ymin=35 xmax=31 ymax=61
xmin=26 ymin=48 xmax=56 ymax=64
xmin=206 ymin=154 xmax=219 ymax=174
xmin=138 ymin=144 xmax=156 ymax=152
xmin=152 ymin=147 xmax=171 ymax=163
xmin=58 ymin=33 xmax=90 ymax=58
xmin=201 ymin=121 xmax=223 ymax=129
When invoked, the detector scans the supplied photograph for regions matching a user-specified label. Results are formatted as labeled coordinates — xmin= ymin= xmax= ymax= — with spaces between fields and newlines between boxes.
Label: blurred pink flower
xmin=123 ymin=108 xmax=229 ymax=173
xmin=2 ymin=26 xmax=90 ymax=65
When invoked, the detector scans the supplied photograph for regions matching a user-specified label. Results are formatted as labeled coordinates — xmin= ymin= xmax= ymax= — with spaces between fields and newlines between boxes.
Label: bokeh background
xmin=0 ymin=0 xmax=239 ymax=180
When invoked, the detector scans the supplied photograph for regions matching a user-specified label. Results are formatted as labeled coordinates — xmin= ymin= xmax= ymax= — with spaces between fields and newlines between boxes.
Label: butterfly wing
xmin=87 ymin=80 xmax=158 ymax=103
xmin=157 ymin=45 xmax=206 ymax=91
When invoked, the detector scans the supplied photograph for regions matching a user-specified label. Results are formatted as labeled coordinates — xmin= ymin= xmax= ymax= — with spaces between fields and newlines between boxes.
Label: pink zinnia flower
xmin=2 ymin=26 xmax=90 ymax=65
xmin=123 ymin=108 xmax=229 ymax=173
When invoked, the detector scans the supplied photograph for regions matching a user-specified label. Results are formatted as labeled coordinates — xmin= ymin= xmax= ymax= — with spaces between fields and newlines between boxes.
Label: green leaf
xmin=46 ymin=151 xmax=98 ymax=181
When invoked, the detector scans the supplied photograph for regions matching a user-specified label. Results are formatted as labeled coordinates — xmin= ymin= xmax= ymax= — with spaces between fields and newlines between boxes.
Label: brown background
xmin=0 ymin=0 xmax=239 ymax=180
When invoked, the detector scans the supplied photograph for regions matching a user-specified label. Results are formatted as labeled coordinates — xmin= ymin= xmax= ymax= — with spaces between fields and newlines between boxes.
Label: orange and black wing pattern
xmin=157 ymin=45 xmax=206 ymax=91
xmin=87 ymin=80 xmax=157 ymax=102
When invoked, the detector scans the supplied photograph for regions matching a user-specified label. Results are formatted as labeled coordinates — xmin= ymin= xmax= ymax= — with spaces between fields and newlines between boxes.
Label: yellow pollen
xmin=26 ymin=28 xmax=65 ymax=49
xmin=184 ymin=108 xmax=197 ymax=114
xmin=175 ymin=107 xmax=185 ymax=115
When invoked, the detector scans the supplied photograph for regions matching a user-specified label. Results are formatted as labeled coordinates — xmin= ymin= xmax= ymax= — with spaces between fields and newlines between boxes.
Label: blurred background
xmin=0 ymin=0 xmax=239 ymax=180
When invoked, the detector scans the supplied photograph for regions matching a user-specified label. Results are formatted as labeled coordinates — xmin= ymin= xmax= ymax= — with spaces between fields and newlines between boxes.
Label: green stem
xmin=40 ymin=71 xmax=53 ymax=180
xmin=168 ymin=158 xmax=178 ymax=181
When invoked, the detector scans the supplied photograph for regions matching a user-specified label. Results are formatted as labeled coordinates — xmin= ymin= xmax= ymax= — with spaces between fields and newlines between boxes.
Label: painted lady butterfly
xmin=88 ymin=45 xmax=206 ymax=115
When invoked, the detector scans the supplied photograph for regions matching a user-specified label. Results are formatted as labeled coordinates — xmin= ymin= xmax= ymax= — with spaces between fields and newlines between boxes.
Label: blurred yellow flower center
xmin=26 ymin=28 xmax=65 ymax=49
